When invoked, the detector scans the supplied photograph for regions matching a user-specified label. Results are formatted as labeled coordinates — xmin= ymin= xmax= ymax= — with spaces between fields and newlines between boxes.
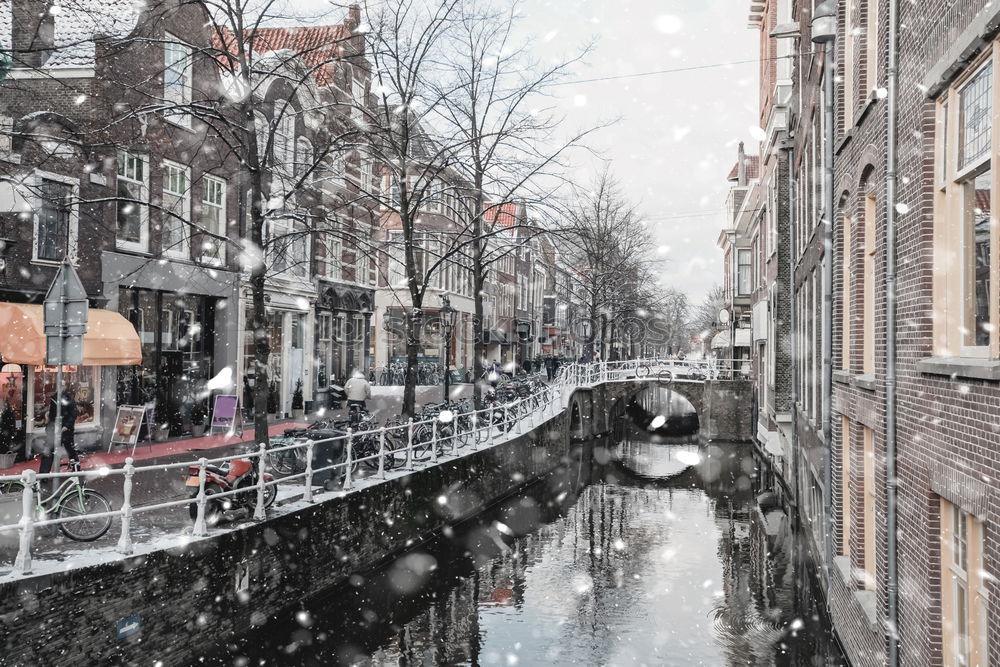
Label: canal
xmin=210 ymin=393 xmax=846 ymax=666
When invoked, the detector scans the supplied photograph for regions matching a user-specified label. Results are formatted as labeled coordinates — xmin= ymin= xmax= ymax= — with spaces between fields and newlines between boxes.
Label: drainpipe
xmin=811 ymin=0 xmax=837 ymax=594
xmin=885 ymin=0 xmax=900 ymax=662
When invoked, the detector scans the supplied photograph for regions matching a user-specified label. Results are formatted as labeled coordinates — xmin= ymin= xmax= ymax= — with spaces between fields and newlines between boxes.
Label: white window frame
xmin=351 ymin=78 xmax=365 ymax=122
xmin=295 ymin=137 xmax=314 ymax=182
xmin=32 ymin=171 xmax=79 ymax=265
xmin=163 ymin=34 xmax=193 ymax=126
xmin=199 ymin=175 xmax=227 ymax=266
xmin=161 ymin=161 xmax=191 ymax=260
xmin=116 ymin=151 xmax=149 ymax=252
xmin=325 ymin=236 xmax=342 ymax=281
xmin=273 ymin=101 xmax=296 ymax=175
xmin=737 ymin=248 xmax=752 ymax=296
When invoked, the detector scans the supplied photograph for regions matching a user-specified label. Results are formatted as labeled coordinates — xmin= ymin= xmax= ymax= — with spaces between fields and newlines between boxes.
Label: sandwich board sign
xmin=210 ymin=395 xmax=241 ymax=435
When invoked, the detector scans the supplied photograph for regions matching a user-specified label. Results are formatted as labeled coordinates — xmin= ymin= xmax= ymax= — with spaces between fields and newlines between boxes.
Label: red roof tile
xmin=727 ymin=155 xmax=760 ymax=181
xmin=484 ymin=202 xmax=519 ymax=228
xmin=215 ymin=24 xmax=352 ymax=87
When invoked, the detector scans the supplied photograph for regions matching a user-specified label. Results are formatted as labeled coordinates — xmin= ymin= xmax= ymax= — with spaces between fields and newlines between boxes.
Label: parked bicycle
xmin=1 ymin=460 xmax=113 ymax=542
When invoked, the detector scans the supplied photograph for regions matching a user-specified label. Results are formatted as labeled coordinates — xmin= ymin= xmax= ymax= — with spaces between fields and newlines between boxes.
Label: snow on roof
xmin=0 ymin=0 xmax=141 ymax=69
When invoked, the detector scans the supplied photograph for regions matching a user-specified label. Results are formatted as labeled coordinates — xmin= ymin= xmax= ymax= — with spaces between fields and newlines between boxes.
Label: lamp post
xmin=439 ymin=294 xmax=457 ymax=404
xmin=811 ymin=0 xmax=836 ymax=593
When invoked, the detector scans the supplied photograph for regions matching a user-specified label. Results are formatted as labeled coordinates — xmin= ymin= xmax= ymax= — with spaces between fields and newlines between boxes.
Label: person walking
xmin=545 ymin=356 xmax=556 ymax=381
xmin=522 ymin=358 xmax=532 ymax=375
xmin=344 ymin=370 xmax=371 ymax=412
xmin=40 ymin=385 xmax=80 ymax=474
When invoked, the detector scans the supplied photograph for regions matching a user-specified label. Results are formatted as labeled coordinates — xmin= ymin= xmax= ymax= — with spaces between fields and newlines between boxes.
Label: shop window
xmin=31 ymin=366 xmax=98 ymax=432
xmin=199 ymin=175 xmax=226 ymax=266
xmin=941 ymin=499 xmax=988 ymax=667
xmin=162 ymin=162 xmax=191 ymax=259
xmin=34 ymin=177 xmax=75 ymax=263
xmin=117 ymin=151 xmax=148 ymax=251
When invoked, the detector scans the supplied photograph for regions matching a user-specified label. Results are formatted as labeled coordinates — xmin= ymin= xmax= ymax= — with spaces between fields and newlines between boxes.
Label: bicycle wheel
xmin=410 ymin=425 xmax=434 ymax=461
xmin=268 ymin=448 xmax=296 ymax=476
xmin=57 ymin=488 xmax=113 ymax=541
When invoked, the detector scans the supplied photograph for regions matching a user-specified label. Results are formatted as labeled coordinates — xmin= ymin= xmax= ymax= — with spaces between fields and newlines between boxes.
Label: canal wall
xmin=0 ymin=386 xmax=626 ymax=667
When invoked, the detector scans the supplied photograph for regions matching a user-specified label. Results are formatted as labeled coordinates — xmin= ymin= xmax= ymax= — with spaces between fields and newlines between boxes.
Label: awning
xmin=710 ymin=328 xmax=752 ymax=349
xmin=487 ymin=329 xmax=509 ymax=345
xmin=0 ymin=303 xmax=142 ymax=366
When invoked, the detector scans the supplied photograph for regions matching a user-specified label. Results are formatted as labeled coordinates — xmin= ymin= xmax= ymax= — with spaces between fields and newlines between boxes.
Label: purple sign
xmin=210 ymin=395 xmax=239 ymax=430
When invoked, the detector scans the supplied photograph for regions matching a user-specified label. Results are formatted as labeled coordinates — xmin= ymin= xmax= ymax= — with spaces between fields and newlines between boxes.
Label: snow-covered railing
xmin=0 ymin=381 xmax=565 ymax=577
xmin=554 ymin=357 xmax=747 ymax=386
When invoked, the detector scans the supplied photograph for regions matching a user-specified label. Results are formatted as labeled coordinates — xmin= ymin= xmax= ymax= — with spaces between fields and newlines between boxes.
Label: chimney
xmin=12 ymin=0 xmax=56 ymax=68
xmin=737 ymin=141 xmax=747 ymax=186
xmin=345 ymin=4 xmax=361 ymax=32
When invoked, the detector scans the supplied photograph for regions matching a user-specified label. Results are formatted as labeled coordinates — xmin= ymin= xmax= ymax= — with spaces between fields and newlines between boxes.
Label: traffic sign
xmin=43 ymin=260 xmax=89 ymax=366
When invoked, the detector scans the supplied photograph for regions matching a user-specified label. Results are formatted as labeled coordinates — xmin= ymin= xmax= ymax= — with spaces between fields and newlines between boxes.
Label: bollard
xmin=431 ymin=420 xmax=439 ymax=464
xmin=253 ymin=443 xmax=268 ymax=520
xmin=117 ymin=457 xmax=135 ymax=554
xmin=344 ymin=430 xmax=354 ymax=490
xmin=304 ymin=440 xmax=315 ymax=503
xmin=378 ymin=427 xmax=387 ymax=480
xmin=405 ymin=418 xmax=414 ymax=470
xmin=193 ymin=458 xmax=208 ymax=537
xmin=13 ymin=470 xmax=35 ymax=575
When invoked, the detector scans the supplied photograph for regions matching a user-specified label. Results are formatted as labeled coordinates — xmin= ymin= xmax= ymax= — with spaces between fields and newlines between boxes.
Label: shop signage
xmin=108 ymin=406 xmax=147 ymax=453
xmin=210 ymin=395 xmax=241 ymax=434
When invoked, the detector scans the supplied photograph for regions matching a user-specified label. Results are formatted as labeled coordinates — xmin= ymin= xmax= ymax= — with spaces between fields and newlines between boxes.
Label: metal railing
xmin=0 ymin=381 xmax=566 ymax=577
xmin=0 ymin=356 xmax=741 ymax=578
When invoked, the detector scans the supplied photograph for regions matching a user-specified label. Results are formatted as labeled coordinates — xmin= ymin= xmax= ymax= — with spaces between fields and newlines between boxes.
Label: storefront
xmin=315 ymin=283 xmax=373 ymax=405
xmin=0 ymin=302 xmax=141 ymax=459
xmin=116 ymin=287 xmax=217 ymax=437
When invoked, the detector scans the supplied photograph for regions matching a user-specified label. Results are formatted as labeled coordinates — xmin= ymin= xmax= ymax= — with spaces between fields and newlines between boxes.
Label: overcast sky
xmin=516 ymin=0 xmax=759 ymax=304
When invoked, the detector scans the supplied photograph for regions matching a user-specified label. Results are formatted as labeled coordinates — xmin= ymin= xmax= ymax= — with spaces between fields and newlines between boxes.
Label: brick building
xmin=735 ymin=1 xmax=1000 ymax=665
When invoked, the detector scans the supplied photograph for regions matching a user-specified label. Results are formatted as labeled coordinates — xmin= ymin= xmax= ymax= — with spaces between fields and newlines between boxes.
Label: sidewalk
xmin=0 ymin=420 xmax=309 ymax=477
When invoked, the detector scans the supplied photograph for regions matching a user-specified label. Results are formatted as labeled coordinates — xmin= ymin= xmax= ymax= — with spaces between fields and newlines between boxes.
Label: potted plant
xmin=290 ymin=380 xmax=304 ymax=420
xmin=267 ymin=381 xmax=279 ymax=420
xmin=190 ymin=400 xmax=207 ymax=437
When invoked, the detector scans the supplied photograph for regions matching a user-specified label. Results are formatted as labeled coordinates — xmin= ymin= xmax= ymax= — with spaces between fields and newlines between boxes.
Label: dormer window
xmin=163 ymin=34 xmax=192 ymax=125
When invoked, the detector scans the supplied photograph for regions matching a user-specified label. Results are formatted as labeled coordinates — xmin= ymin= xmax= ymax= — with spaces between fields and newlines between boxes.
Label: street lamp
xmin=439 ymin=294 xmax=457 ymax=404
xmin=810 ymin=1 xmax=837 ymax=43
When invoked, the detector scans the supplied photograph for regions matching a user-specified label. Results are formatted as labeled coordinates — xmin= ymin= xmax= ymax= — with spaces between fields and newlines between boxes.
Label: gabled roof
xmin=727 ymin=155 xmax=760 ymax=181
xmin=241 ymin=25 xmax=351 ymax=87
xmin=484 ymin=202 xmax=520 ymax=228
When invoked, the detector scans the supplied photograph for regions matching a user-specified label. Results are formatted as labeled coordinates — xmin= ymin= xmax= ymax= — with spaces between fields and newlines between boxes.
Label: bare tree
xmin=556 ymin=169 xmax=652 ymax=360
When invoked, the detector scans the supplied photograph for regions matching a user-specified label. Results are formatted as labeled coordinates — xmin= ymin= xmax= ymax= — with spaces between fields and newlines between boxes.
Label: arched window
xmin=272 ymin=100 xmax=296 ymax=171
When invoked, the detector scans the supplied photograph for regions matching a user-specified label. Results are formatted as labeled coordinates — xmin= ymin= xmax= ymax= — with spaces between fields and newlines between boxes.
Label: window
xmin=863 ymin=0 xmax=879 ymax=93
xmin=268 ymin=219 xmax=308 ymax=277
xmin=842 ymin=214 xmax=852 ymax=371
xmin=863 ymin=194 xmax=876 ymax=373
xmin=31 ymin=366 xmax=98 ymax=431
xmin=862 ymin=426 xmax=876 ymax=590
xmin=352 ymin=78 xmax=365 ymax=122
xmin=737 ymin=248 xmax=752 ymax=295
xmin=199 ymin=175 xmax=226 ymax=266
xmin=840 ymin=417 xmax=851 ymax=556
xmin=164 ymin=35 xmax=192 ymax=122
xmin=328 ymin=151 xmax=346 ymax=189
xmin=254 ymin=111 xmax=270 ymax=163
xmin=389 ymin=173 xmax=400 ymax=207
xmin=360 ymin=154 xmax=376 ymax=194
xmin=317 ymin=312 xmax=333 ymax=388
xmin=935 ymin=57 xmax=998 ymax=357
xmin=295 ymin=137 xmax=314 ymax=181
xmin=117 ymin=151 xmax=148 ymax=251
xmin=959 ymin=63 xmax=992 ymax=170
xmin=941 ymin=499 xmax=988 ymax=667
xmin=387 ymin=231 xmax=405 ymax=286
xmin=273 ymin=102 xmax=296 ymax=173
xmin=843 ymin=0 xmax=856 ymax=125
xmin=162 ymin=162 xmax=191 ymax=259
xmin=324 ymin=236 xmax=342 ymax=281
xmin=35 ymin=178 xmax=74 ymax=262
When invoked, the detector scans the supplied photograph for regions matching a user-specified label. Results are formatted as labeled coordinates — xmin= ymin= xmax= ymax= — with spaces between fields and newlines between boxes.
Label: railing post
xmin=303 ymin=440 xmax=314 ymax=503
xmin=405 ymin=418 xmax=414 ymax=470
xmin=471 ymin=412 xmax=479 ymax=451
xmin=378 ymin=427 xmax=387 ymax=480
xmin=193 ymin=457 xmax=208 ymax=537
xmin=13 ymin=470 xmax=35 ymax=575
xmin=489 ymin=408 xmax=497 ymax=447
xmin=344 ymin=430 xmax=354 ymax=490
xmin=253 ymin=442 xmax=267 ymax=520
xmin=431 ymin=420 xmax=439 ymax=464
xmin=117 ymin=457 xmax=135 ymax=555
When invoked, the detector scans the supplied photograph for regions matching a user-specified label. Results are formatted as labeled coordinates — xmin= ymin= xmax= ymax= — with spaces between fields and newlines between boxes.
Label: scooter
xmin=186 ymin=457 xmax=276 ymax=525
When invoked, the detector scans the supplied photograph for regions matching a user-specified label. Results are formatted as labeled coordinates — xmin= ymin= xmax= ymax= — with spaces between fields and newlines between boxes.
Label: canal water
xmin=214 ymin=396 xmax=846 ymax=666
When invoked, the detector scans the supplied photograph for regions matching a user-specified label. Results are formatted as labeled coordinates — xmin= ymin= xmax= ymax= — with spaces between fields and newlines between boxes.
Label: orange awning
xmin=0 ymin=303 xmax=142 ymax=366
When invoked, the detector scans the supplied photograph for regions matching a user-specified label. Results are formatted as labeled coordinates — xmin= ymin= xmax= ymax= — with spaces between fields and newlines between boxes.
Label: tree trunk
xmin=402 ymin=309 xmax=421 ymax=416
xmin=472 ymin=187 xmax=485 ymax=407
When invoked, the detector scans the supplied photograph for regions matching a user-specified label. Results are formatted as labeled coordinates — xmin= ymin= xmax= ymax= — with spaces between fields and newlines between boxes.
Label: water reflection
xmin=215 ymin=431 xmax=845 ymax=666
xmin=627 ymin=386 xmax=699 ymax=435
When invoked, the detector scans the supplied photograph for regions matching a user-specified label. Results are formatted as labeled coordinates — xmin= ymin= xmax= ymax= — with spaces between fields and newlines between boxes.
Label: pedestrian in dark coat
xmin=40 ymin=387 xmax=80 ymax=474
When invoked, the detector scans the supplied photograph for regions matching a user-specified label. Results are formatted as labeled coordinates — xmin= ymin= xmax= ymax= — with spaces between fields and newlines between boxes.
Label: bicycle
xmin=1 ymin=460 xmax=113 ymax=542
